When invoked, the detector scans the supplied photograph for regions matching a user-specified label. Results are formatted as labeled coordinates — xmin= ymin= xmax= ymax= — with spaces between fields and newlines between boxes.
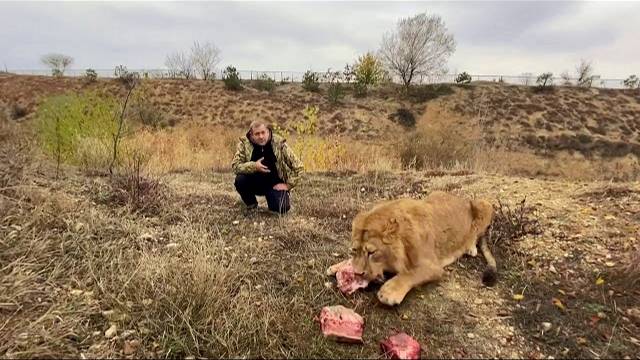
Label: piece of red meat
xmin=380 ymin=332 xmax=421 ymax=359
xmin=319 ymin=305 xmax=364 ymax=343
xmin=335 ymin=259 xmax=369 ymax=295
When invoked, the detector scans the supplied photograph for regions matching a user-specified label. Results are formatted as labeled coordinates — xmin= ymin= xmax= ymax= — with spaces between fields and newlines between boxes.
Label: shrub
xmin=129 ymin=83 xmax=172 ymax=128
xmin=108 ymin=148 xmax=164 ymax=214
xmin=353 ymin=52 xmax=385 ymax=87
xmin=534 ymin=72 xmax=554 ymax=92
xmin=36 ymin=92 xmax=120 ymax=174
xmin=623 ymin=75 xmax=639 ymax=89
xmin=223 ymin=66 xmax=242 ymax=91
xmin=388 ymin=108 xmax=416 ymax=128
xmin=353 ymin=81 xmax=367 ymax=98
xmin=302 ymin=70 xmax=320 ymax=92
xmin=9 ymin=102 xmax=28 ymax=120
xmin=327 ymin=83 xmax=344 ymax=105
xmin=40 ymin=53 xmax=73 ymax=77
xmin=85 ymin=69 xmax=98 ymax=83
xmin=253 ymin=73 xmax=276 ymax=93
xmin=455 ymin=72 xmax=472 ymax=84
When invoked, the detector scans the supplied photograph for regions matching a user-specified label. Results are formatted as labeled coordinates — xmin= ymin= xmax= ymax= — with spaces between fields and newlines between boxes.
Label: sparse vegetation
xmin=40 ymin=53 xmax=73 ymax=77
xmin=253 ymin=73 xmax=276 ymax=93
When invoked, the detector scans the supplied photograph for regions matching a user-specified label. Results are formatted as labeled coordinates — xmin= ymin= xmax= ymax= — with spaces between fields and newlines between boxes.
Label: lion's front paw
xmin=377 ymin=281 xmax=408 ymax=306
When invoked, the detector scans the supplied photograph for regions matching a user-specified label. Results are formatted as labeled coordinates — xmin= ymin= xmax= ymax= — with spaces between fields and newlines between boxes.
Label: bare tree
xmin=41 ymin=53 xmax=74 ymax=77
xmin=576 ymin=59 xmax=594 ymax=87
xmin=164 ymin=51 xmax=194 ymax=79
xmin=378 ymin=13 xmax=455 ymax=89
xmin=190 ymin=41 xmax=221 ymax=80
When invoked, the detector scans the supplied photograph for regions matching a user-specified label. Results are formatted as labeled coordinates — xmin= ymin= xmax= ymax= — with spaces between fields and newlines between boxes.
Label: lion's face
xmin=350 ymin=214 xmax=401 ymax=282
xmin=351 ymin=230 xmax=390 ymax=281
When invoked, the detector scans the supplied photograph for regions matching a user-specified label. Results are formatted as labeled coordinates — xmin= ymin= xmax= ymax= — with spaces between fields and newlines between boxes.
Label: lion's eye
xmin=350 ymin=248 xmax=357 ymax=255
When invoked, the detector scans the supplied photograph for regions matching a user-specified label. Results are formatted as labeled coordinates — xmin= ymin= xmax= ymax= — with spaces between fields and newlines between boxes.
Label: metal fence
xmin=5 ymin=68 xmax=630 ymax=89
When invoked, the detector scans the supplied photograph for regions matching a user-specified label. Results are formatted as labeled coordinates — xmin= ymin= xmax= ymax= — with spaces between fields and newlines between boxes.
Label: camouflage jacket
xmin=231 ymin=130 xmax=304 ymax=189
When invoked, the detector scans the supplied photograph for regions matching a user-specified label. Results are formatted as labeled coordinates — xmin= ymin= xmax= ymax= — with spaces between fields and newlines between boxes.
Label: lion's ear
xmin=382 ymin=218 xmax=399 ymax=243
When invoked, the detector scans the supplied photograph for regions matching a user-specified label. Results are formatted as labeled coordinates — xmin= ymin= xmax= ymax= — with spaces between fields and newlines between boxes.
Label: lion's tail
xmin=471 ymin=199 xmax=498 ymax=287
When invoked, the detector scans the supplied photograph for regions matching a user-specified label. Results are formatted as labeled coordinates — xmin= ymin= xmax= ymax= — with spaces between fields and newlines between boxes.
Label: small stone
xmin=232 ymin=220 xmax=240 ymax=225
xmin=165 ymin=243 xmax=179 ymax=249
xmin=139 ymin=233 xmax=154 ymax=241
xmin=549 ymin=264 xmax=557 ymax=274
xmin=121 ymin=330 xmax=135 ymax=339
xmin=332 ymin=252 xmax=341 ymax=257
xmin=249 ymin=257 xmax=258 ymax=264
xmin=597 ymin=312 xmax=607 ymax=319
xmin=324 ymin=281 xmax=333 ymax=288
xmin=605 ymin=261 xmax=615 ymax=267
xmin=401 ymin=314 xmax=410 ymax=320
xmin=541 ymin=322 xmax=552 ymax=331
xmin=467 ymin=333 xmax=475 ymax=339
xmin=474 ymin=298 xmax=483 ymax=305
xmin=105 ymin=324 xmax=117 ymax=339
xmin=307 ymin=259 xmax=315 ymax=268
xmin=608 ymin=290 xmax=614 ymax=296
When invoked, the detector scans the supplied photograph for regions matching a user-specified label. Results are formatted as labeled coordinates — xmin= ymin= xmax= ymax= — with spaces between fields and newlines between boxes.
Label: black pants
xmin=234 ymin=174 xmax=291 ymax=214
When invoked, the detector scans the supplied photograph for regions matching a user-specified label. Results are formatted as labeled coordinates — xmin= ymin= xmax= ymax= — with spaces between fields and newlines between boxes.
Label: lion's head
xmin=349 ymin=211 xmax=408 ymax=282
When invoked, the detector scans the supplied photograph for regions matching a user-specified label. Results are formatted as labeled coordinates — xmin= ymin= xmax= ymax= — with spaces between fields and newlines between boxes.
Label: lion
xmin=327 ymin=191 xmax=497 ymax=306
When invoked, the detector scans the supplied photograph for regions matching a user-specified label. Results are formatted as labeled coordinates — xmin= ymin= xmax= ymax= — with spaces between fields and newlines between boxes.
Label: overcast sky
xmin=1 ymin=1 xmax=639 ymax=78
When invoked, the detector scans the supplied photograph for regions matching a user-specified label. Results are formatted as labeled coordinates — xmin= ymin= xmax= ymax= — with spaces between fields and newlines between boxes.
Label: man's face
xmin=250 ymin=125 xmax=270 ymax=146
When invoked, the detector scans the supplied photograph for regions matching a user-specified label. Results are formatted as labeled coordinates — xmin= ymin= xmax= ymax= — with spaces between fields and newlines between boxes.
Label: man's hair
xmin=249 ymin=120 xmax=269 ymax=134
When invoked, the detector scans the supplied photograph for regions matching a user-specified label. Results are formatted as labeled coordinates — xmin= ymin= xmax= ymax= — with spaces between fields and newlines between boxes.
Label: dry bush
xmin=400 ymin=119 xmax=483 ymax=171
xmin=487 ymin=198 xmax=543 ymax=248
xmin=107 ymin=149 xmax=165 ymax=214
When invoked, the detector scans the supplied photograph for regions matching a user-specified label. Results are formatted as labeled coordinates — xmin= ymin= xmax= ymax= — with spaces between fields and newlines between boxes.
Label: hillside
xmin=1 ymin=73 xmax=639 ymax=159
xmin=1 ymin=74 xmax=640 ymax=358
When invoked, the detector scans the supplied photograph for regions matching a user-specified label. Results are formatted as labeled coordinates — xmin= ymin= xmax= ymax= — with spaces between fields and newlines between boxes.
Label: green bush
xmin=36 ymin=92 xmax=120 ymax=170
xmin=353 ymin=52 xmax=385 ymax=87
xmin=254 ymin=73 xmax=276 ymax=93
xmin=302 ymin=70 xmax=320 ymax=92
xmin=327 ymin=82 xmax=344 ymax=105
xmin=223 ymin=66 xmax=242 ymax=91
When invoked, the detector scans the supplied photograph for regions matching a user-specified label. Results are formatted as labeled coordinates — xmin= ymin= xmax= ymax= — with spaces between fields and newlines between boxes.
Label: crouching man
xmin=231 ymin=121 xmax=304 ymax=214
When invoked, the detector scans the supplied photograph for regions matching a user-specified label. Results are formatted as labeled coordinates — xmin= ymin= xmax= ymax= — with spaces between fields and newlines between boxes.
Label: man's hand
xmin=255 ymin=157 xmax=271 ymax=173
xmin=273 ymin=183 xmax=289 ymax=191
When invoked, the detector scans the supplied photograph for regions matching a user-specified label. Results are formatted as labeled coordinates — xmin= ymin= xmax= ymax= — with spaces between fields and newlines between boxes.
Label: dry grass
xmin=125 ymin=124 xmax=238 ymax=174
